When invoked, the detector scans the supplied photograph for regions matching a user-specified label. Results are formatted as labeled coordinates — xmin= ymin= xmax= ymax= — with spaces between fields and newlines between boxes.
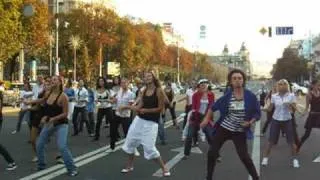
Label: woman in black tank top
xmin=162 ymin=82 xmax=178 ymax=128
xmin=298 ymin=80 xmax=320 ymax=152
xmin=120 ymin=71 xmax=171 ymax=177
xmin=29 ymin=80 xmax=51 ymax=162
xmin=27 ymin=76 xmax=78 ymax=176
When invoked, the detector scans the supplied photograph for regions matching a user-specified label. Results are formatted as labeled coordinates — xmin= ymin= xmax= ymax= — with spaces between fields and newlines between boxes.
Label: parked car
xmin=2 ymin=82 xmax=36 ymax=107
xmin=291 ymin=83 xmax=308 ymax=95
xmin=2 ymin=83 xmax=23 ymax=107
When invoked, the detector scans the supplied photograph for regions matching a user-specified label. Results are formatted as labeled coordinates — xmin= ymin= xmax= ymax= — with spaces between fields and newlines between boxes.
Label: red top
xmin=190 ymin=91 xmax=215 ymax=124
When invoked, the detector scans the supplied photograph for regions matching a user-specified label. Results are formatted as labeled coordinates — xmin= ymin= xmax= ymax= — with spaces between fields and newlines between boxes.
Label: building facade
xmin=207 ymin=43 xmax=252 ymax=79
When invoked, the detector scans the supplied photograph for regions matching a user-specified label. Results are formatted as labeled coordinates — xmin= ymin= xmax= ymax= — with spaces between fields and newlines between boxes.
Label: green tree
xmin=0 ymin=0 xmax=23 ymax=62
xmin=271 ymin=48 xmax=308 ymax=81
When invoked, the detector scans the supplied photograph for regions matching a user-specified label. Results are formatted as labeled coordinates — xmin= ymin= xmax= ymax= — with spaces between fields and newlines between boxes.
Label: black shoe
xmin=72 ymin=133 xmax=78 ymax=136
xmin=161 ymin=141 xmax=167 ymax=146
xmin=92 ymin=137 xmax=99 ymax=142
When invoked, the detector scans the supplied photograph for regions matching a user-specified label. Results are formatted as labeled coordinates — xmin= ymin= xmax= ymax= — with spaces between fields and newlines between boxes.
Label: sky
xmin=113 ymin=0 xmax=320 ymax=76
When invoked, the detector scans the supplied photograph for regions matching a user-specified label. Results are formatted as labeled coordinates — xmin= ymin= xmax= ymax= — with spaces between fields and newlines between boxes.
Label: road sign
xmin=259 ymin=27 xmax=267 ymax=35
xmin=276 ymin=26 xmax=294 ymax=35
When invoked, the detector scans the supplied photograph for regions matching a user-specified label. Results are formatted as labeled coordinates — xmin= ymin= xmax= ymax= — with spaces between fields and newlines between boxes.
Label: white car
xmin=291 ymin=83 xmax=308 ymax=95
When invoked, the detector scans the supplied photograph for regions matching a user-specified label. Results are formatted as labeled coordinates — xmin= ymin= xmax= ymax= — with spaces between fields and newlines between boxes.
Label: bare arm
xmin=26 ymin=91 xmax=50 ymax=105
xmin=305 ymin=93 xmax=311 ymax=112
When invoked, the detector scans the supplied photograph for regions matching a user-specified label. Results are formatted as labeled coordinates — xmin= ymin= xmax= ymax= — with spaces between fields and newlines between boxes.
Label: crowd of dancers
xmin=0 ymin=68 xmax=319 ymax=180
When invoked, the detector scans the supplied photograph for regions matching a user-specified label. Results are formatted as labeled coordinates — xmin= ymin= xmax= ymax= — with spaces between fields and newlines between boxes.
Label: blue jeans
xmin=158 ymin=117 xmax=166 ymax=142
xmin=36 ymin=124 xmax=76 ymax=172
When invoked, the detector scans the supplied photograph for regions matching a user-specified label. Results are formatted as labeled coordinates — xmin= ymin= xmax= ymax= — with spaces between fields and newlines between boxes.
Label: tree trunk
xmin=73 ymin=48 xmax=76 ymax=81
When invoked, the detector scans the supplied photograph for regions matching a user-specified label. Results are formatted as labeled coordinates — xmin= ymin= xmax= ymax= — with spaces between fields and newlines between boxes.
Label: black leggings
xmin=206 ymin=126 xmax=259 ymax=180
xmin=183 ymin=105 xmax=192 ymax=129
xmin=162 ymin=102 xmax=177 ymax=125
xmin=299 ymin=128 xmax=312 ymax=149
xmin=110 ymin=115 xmax=130 ymax=150
xmin=95 ymin=108 xmax=113 ymax=138
xmin=0 ymin=144 xmax=14 ymax=164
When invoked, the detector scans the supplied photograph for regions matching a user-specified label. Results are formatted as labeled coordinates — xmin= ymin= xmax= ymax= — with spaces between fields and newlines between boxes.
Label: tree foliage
xmin=271 ymin=48 xmax=308 ymax=81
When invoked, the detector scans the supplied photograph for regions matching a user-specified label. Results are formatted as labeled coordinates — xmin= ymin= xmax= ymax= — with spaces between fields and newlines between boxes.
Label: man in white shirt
xmin=110 ymin=78 xmax=135 ymax=150
xmin=72 ymin=80 xmax=93 ymax=136
xmin=32 ymin=76 xmax=44 ymax=99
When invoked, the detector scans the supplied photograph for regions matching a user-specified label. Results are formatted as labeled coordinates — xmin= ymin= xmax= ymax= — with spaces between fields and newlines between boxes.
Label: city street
xmin=1 ymin=92 xmax=320 ymax=180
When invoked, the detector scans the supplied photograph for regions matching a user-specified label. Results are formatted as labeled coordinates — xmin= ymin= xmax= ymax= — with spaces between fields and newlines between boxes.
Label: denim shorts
xmin=269 ymin=119 xmax=294 ymax=144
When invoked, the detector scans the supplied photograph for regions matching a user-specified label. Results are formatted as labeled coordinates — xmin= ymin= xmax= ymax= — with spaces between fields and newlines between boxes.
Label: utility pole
xmin=49 ymin=33 xmax=53 ymax=76
xmin=177 ymin=40 xmax=180 ymax=84
xmin=55 ymin=0 xmax=59 ymax=75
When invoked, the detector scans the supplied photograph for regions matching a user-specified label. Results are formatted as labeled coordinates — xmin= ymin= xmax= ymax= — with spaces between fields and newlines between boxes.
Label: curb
xmin=2 ymin=108 xmax=20 ymax=113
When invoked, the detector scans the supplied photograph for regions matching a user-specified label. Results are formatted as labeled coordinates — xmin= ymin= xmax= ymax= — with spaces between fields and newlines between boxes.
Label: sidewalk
xmin=2 ymin=106 xmax=20 ymax=113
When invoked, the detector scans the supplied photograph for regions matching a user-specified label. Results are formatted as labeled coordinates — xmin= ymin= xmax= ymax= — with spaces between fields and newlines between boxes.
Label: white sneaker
xmin=261 ymin=157 xmax=268 ymax=166
xmin=121 ymin=167 xmax=133 ymax=173
xmin=200 ymin=136 xmax=206 ymax=142
xmin=31 ymin=157 xmax=38 ymax=162
xmin=11 ymin=130 xmax=17 ymax=135
xmin=293 ymin=159 xmax=300 ymax=168
xmin=181 ymin=136 xmax=186 ymax=141
xmin=134 ymin=149 xmax=140 ymax=156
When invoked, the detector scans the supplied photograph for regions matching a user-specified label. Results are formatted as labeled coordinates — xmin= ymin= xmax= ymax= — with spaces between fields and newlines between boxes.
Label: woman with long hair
xmin=297 ymin=79 xmax=320 ymax=152
xmin=121 ymin=71 xmax=170 ymax=177
xmin=27 ymin=76 xmax=78 ymax=176
xmin=93 ymin=77 xmax=114 ymax=141
xmin=261 ymin=79 xmax=299 ymax=168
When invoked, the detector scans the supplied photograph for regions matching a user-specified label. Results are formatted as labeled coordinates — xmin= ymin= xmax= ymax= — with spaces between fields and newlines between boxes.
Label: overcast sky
xmin=114 ymin=0 xmax=320 ymax=76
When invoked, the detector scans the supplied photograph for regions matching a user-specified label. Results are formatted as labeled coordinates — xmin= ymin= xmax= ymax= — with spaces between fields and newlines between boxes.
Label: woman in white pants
xmin=120 ymin=71 xmax=170 ymax=177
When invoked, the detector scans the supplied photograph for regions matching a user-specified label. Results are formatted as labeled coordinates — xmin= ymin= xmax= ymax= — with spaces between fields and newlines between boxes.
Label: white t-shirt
xmin=75 ymin=87 xmax=89 ymax=107
xmin=186 ymin=88 xmax=195 ymax=105
xmin=95 ymin=89 xmax=114 ymax=109
xmin=32 ymin=84 xmax=44 ymax=99
xmin=271 ymin=92 xmax=296 ymax=121
xmin=115 ymin=89 xmax=135 ymax=118
xmin=20 ymin=91 xmax=34 ymax=110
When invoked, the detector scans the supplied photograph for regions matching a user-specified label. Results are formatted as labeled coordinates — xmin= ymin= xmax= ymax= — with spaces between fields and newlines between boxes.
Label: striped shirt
xmin=221 ymin=96 xmax=245 ymax=132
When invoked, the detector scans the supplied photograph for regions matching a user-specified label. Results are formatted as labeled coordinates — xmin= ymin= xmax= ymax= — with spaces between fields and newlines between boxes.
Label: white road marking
xmin=313 ymin=155 xmax=320 ymax=162
xmin=20 ymin=115 xmax=185 ymax=180
xmin=249 ymin=120 xmax=261 ymax=180
xmin=152 ymin=146 xmax=203 ymax=177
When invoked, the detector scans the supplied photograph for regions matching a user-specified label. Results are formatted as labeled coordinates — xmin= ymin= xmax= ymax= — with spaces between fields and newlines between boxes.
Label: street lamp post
xmin=49 ymin=33 xmax=53 ymax=76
